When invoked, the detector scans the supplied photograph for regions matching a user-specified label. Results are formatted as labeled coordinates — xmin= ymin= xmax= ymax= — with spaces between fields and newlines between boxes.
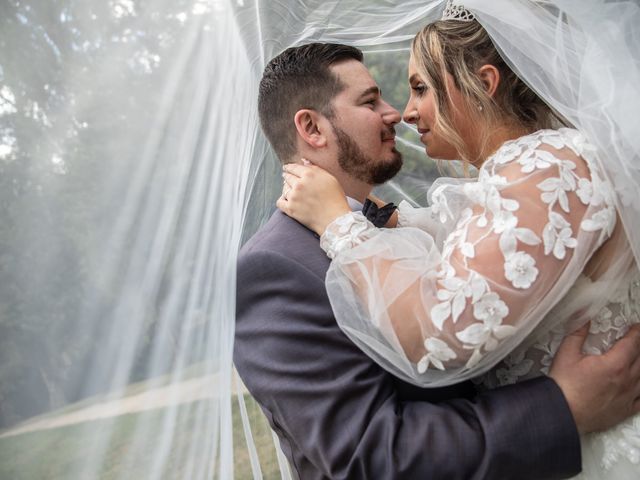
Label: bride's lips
xmin=417 ymin=128 xmax=430 ymax=143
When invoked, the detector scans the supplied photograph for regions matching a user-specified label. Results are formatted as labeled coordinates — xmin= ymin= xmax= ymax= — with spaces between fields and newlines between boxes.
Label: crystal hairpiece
xmin=441 ymin=0 xmax=476 ymax=21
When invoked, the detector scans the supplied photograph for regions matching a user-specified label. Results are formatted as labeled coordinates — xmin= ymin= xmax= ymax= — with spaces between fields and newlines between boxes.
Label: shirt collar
xmin=347 ymin=196 xmax=363 ymax=212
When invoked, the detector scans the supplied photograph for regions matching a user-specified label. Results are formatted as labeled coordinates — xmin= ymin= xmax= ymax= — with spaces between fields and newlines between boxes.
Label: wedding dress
xmin=320 ymin=128 xmax=640 ymax=478
xmin=482 ymin=272 xmax=640 ymax=479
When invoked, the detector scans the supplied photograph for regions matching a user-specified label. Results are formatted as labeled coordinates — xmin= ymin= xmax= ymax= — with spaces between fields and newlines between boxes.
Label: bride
xmin=279 ymin=1 xmax=640 ymax=478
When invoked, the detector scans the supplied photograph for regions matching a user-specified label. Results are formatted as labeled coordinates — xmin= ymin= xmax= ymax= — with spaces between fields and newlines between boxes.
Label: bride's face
xmin=402 ymin=57 xmax=474 ymax=161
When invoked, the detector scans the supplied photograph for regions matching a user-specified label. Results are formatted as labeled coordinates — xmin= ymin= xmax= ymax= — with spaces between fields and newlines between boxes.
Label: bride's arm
xmin=366 ymin=192 xmax=456 ymax=238
xmin=321 ymin=135 xmax=617 ymax=385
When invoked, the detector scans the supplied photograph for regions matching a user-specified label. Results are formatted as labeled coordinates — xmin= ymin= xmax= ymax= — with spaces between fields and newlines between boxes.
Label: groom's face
xmin=325 ymin=60 xmax=403 ymax=185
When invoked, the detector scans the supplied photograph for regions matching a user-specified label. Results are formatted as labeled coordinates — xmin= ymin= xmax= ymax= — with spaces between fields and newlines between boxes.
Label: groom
xmin=234 ymin=43 xmax=640 ymax=479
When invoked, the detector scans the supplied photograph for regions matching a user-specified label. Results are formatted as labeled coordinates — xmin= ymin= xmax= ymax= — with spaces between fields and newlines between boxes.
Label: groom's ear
xmin=294 ymin=109 xmax=328 ymax=149
xmin=477 ymin=64 xmax=500 ymax=98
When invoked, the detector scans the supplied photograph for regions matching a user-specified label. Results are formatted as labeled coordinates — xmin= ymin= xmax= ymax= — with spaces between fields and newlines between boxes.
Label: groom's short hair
xmin=258 ymin=42 xmax=363 ymax=163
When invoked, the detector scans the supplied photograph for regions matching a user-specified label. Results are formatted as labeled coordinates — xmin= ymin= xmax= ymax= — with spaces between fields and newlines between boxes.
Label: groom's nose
xmin=380 ymin=99 xmax=401 ymax=126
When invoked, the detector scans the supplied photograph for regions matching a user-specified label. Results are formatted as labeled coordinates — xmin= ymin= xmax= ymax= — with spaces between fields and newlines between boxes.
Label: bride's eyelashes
xmin=411 ymin=84 xmax=428 ymax=96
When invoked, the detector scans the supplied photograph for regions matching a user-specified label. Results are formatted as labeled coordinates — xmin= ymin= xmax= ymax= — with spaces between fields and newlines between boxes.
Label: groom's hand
xmin=550 ymin=323 xmax=640 ymax=434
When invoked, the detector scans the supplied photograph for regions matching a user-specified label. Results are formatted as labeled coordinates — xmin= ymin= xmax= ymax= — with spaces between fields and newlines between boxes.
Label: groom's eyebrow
xmin=357 ymin=86 xmax=381 ymax=100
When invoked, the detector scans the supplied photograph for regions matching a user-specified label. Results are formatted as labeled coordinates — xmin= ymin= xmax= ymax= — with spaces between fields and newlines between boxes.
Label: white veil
xmin=1 ymin=0 xmax=638 ymax=478
xmin=324 ymin=0 xmax=640 ymax=388
xmin=468 ymin=0 xmax=640 ymax=263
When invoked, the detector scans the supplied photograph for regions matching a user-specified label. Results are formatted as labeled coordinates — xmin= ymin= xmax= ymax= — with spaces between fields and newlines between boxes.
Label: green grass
xmin=0 ymin=395 xmax=282 ymax=479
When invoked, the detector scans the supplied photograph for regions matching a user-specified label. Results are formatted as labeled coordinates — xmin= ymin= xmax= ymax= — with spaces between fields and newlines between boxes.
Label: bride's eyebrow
xmin=409 ymin=74 xmax=421 ymax=83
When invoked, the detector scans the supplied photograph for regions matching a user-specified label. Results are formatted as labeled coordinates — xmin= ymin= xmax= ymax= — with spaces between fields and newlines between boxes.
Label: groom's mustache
xmin=381 ymin=127 xmax=396 ymax=142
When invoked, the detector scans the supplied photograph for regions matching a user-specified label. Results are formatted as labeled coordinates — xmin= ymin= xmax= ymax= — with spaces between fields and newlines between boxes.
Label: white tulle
xmin=317 ymin=2 xmax=640 ymax=476
xmin=466 ymin=0 xmax=640 ymax=263
xmin=4 ymin=1 xmax=639 ymax=478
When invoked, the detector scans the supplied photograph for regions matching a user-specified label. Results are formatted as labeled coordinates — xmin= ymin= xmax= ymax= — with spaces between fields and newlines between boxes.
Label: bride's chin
xmin=424 ymin=143 xmax=458 ymax=161
xmin=425 ymin=146 xmax=451 ymax=161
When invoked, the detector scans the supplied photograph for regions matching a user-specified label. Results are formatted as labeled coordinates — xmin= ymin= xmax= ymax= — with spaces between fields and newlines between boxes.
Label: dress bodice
xmin=480 ymin=268 xmax=640 ymax=387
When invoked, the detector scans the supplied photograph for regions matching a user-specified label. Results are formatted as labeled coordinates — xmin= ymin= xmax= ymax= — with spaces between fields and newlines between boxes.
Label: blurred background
xmin=0 ymin=1 xmax=443 ymax=478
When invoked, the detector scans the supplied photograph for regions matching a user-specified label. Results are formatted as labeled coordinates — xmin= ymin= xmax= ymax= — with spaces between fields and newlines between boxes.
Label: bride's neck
xmin=472 ymin=123 xmax=532 ymax=168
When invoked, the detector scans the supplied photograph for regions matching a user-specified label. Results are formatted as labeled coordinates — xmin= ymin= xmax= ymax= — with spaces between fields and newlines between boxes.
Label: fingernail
xmin=301 ymin=158 xmax=310 ymax=166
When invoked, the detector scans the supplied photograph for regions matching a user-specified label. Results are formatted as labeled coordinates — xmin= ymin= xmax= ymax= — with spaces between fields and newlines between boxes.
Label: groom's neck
xmin=335 ymin=175 xmax=372 ymax=205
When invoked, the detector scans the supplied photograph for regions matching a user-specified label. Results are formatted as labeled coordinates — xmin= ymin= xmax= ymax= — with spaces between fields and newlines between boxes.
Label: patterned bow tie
xmin=362 ymin=199 xmax=397 ymax=227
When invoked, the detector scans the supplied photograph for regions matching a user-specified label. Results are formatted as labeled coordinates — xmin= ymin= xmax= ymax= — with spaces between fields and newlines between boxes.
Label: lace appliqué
xmin=583 ymin=274 xmax=640 ymax=356
xmin=592 ymin=276 xmax=640 ymax=471
xmin=599 ymin=417 xmax=640 ymax=470
xmin=320 ymin=212 xmax=374 ymax=260
xmin=485 ymin=272 xmax=640 ymax=471
xmin=423 ymin=129 xmax=615 ymax=372
xmin=599 ymin=416 xmax=640 ymax=470
xmin=320 ymin=129 xmax=617 ymax=375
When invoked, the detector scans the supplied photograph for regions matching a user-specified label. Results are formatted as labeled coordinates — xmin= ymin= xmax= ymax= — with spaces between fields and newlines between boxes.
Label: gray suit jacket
xmin=234 ymin=210 xmax=581 ymax=479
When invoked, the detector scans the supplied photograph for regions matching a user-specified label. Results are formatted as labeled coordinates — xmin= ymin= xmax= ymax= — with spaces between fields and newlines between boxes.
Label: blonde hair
xmin=412 ymin=20 xmax=565 ymax=168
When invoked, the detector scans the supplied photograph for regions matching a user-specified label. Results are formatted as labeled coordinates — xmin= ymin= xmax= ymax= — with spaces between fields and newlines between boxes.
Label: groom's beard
xmin=333 ymin=125 xmax=403 ymax=186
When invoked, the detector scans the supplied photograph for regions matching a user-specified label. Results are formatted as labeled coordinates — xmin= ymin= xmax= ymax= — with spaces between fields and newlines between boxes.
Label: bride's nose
xmin=403 ymin=103 xmax=418 ymax=124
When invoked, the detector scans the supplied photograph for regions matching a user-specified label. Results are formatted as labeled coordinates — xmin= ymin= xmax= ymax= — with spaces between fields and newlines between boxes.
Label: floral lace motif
xmin=321 ymin=129 xmax=617 ymax=373
xmin=599 ymin=416 xmax=640 ymax=471
xmin=424 ymin=129 xmax=615 ymax=371
xmin=482 ymin=271 xmax=640 ymax=470
xmin=320 ymin=212 xmax=372 ymax=260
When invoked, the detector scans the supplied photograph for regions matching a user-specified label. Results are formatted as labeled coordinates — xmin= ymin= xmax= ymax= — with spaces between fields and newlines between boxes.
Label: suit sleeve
xmin=233 ymin=249 xmax=581 ymax=480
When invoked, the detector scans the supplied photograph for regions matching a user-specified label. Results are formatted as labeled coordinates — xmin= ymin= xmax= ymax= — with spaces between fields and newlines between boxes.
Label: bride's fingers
xmin=276 ymin=194 xmax=288 ymax=213
xmin=282 ymin=163 xmax=309 ymax=177
xmin=282 ymin=172 xmax=299 ymax=187
xmin=281 ymin=172 xmax=295 ymax=199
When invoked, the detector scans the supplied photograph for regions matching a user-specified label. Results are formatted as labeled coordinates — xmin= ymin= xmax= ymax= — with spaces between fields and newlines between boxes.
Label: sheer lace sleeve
xmin=396 ymin=177 xmax=476 ymax=248
xmin=321 ymin=129 xmax=617 ymax=386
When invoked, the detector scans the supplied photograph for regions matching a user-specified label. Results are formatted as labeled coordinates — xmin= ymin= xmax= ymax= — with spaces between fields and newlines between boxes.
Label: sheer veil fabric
xmin=1 ymin=1 xmax=638 ymax=479
xmin=324 ymin=0 xmax=640 ymax=387
xmin=0 ymin=1 xmax=453 ymax=478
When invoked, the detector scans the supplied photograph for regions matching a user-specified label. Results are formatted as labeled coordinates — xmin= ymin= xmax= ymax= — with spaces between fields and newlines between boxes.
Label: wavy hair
xmin=412 ymin=19 xmax=567 ymax=167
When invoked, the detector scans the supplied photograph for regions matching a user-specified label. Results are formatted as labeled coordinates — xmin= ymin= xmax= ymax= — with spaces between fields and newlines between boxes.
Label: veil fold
xmin=1 ymin=0 xmax=638 ymax=478
xmin=467 ymin=0 xmax=640 ymax=262
xmin=324 ymin=0 xmax=640 ymax=388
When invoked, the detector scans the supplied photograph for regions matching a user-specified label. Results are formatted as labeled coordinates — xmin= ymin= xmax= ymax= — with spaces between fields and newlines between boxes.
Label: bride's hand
xmin=277 ymin=162 xmax=350 ymax=236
